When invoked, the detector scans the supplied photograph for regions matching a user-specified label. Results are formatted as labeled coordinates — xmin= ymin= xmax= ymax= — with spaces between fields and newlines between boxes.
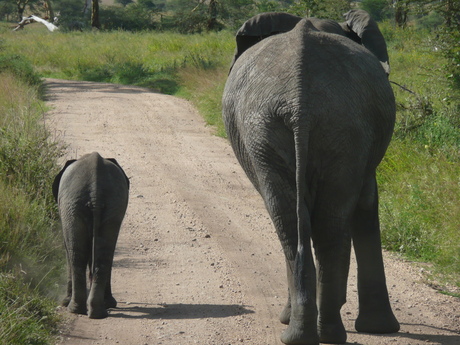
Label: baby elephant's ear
xmin=344 ymin=9 xmax=390 ymax=75
xmin=107 ymin=158 xmax=130 ymax=190
xmin=52 ymin=159 xmax=77 ymax=202
xmin=230 ymin=12 xmax=302 ymax=71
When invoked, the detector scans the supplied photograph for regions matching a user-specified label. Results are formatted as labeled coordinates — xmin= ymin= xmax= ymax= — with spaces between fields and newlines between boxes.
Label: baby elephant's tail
xmin=91 ymin=206 xmax=103 ymax=282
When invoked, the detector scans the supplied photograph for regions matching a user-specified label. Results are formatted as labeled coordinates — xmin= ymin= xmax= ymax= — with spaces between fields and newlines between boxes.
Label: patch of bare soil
xmin=45 ymin=79 xmax=460 ymax=345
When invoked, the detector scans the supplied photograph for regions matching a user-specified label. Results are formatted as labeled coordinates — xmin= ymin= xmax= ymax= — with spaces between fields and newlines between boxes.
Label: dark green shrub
xmin=0 ymin=54 xmax=41 ymax=85
xmin=100 ymin=5 xmax=157 ymax=31
xmin=361 ymin=0 xmax=391 ymax=21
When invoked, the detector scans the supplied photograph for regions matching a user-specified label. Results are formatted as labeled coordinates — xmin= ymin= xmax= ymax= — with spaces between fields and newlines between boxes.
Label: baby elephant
xmin=53 ymin=152 xmax=130 ymax=319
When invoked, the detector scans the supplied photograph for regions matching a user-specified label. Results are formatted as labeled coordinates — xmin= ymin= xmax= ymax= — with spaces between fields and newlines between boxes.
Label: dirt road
xmin=45 ymin=79 xmax=459 ymax=345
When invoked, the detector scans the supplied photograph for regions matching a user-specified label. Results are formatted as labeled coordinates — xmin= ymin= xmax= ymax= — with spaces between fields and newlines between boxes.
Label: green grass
xmin=0 ymin=61 xmax=65 ymax=342
xmin=378 ymin=142 xmax=460 ymax=295
xmin=2 ymin=25 xmax=234 ymax=94
xmin=0 ymin=273 xmax=61 ymax=345
xmin=378 ymin=22 xmax=460 ymax=293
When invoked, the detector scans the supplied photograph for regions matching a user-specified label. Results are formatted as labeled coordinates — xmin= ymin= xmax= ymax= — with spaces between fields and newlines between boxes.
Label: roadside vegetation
xmin=0 ymin=0 xmax=459 ymax=342
xmin=0 ymin=49 xmax=65 ymax=343
xmin=377 ymin=22 xmax=460 ymax=294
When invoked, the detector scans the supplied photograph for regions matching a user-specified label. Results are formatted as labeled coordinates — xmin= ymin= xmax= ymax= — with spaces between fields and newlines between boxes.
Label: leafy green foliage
xmin=360 ymin=0 xmax=391 ymax=21
xmin=115 ymin=0 xmax=134 ymax=7
xmin=100 ymin=4 xmax=158 ymax=31
xmin=377 ymin=21 xmax=460 ymax=289
xmin=0 ymin=53 xmax=41 ymax=85
xmin=52 ymin=0 xmax=89 ymax=30
xmin=287 ymin=0 xmax=351 ymax=20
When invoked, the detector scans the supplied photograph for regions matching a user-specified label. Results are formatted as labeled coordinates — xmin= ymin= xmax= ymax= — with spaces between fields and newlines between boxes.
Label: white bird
xmin=29 ymin=15 xmax=59 ymax=31
xmin=14 ymin=15 xmax=59 ymax=32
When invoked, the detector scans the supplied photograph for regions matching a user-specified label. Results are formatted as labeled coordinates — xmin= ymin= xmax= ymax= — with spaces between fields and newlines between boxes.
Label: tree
xmin=0 ymin=0 xmax=16 ymax=21
xmin=392 ymin=0 xmax=411 ymax=28
xmin=138 ymin=0 xmax=156 ymax=10
xmin=361 ymin=0 xmax=389 ymax=22
xmin=42 ymin=0 xmax=54 ymax=20
xmin=411 ymin=0 xmax=460 ymax=87
xmin=288 ymin=0 xmax=351 ymax=20
xmin=92 ymin=0 xmax=100 ymax=29
xmin=115 ymin=0 xmax=134 ymax=6
xmin=15 ymin=0 xmax=39 ymax=20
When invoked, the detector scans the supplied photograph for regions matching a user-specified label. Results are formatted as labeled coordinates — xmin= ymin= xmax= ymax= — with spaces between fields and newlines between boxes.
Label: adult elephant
xmin=222 ymin=11 xmax=399 ymax=345
xmin=53 ymin=152 xmax=130 ymax=319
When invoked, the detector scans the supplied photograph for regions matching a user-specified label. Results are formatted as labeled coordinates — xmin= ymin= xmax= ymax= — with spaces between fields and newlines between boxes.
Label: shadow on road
xmin=43 ymin=79 xmax=163 ymax=103
xmin=108 ymin=302 xmax=254 ymax=320
xmin=347 ymin=322 xmax=460 ymax=345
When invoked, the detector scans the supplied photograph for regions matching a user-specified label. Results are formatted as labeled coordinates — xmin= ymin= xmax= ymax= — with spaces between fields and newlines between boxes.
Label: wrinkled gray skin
xmin=230 ymin=10 xmax=390 ymax=75
xmin=53 ymin=152 xmax=129 ymax=319
xmin=223 ymin=12 xmax=399 ymax=345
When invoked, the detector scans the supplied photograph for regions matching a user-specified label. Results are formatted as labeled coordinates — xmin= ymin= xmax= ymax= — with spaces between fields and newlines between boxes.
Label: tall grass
xmin=4 ymin=26 xmax=234 ymax=94
xmin=0 ymin=273 xmax=61 ymax=344
xmin=378 ymin=22 xmax=460 ymax=293
xmin=0 ymin=61 xmax=65 ymax=342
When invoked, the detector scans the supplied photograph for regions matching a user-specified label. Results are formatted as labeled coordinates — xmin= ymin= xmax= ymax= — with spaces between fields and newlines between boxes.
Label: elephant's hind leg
xmin=257 ymin=169 xmax=318 ymax=344
xmin=312 ymin=204 xmax=353 ymax=343
xmin=87 ymin=219 xmax=121 ymax=319
xmin=266 ymin=192 xmax=319 ymax=345
xmin=104 ymin=270 xmax=117 ymax=309
xmin=63 ymin=218 xmax=90 ymax=315
xmin=61 ymin=245 xmax=73 ymax=307
xmin=352 ymin=176 xmax=400 ymax=334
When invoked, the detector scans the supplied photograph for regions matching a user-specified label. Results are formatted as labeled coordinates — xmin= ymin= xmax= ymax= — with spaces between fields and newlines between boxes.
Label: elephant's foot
xmin=355 ymin=309 xmax=400 ymax=334
xmin=318 ymin=319 xmax=346 ymax=344
xmin=280 ymin=320 xmax=319 ymax=345
xmin=67 ymin=301 xmax=87 ymax=315
xmin=105 ymin=295 xmax=117 ymax=309
xmin=280 ymin=302 xmax=291 ymax=325
xmin=88 ymin=306 xmax=109 ymax=319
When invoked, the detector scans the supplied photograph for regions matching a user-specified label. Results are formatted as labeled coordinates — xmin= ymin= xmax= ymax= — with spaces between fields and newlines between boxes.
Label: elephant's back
xmin=223 ymin=18 xmax=395 ymax=173
xmin=58 ymin=153 xmax=129 ymax=215
xmin=228 ymin=19 xmax=394 ymax=129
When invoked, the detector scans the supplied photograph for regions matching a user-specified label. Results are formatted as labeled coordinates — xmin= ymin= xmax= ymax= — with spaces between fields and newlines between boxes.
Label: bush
xmin=361 ymin=0 xmax=391 ymax=21
xmin=416 ymin=11 xmax=444 ymax=31
xmin=0 ymin=54 xmax=41 ymax=86
xmin=100 ymin=4 xmax=158 ymax=31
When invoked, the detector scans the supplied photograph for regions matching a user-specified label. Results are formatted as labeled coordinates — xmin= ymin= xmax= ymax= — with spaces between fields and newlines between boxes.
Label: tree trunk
xmin=16 ymin=0 xmax=29 ymax=21
xmin=83 ymin=0 xmax=91 ymax=15
xmin=92 ymin=0 xmax=100 ymax=29
xmin=43 ymin=0 xmax=54 ymax=21
xmin=394 ymin=0 xmax=408 ymax=28
xmin=207 ymin=0 xmax=218 ymax=30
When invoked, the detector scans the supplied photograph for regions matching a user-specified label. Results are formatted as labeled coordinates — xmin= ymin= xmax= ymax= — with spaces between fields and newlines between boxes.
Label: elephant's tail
xmin=293 ymin=126 xmax=313 ymax=300
xmin=91 ymin=207 xmax=103 ymax=282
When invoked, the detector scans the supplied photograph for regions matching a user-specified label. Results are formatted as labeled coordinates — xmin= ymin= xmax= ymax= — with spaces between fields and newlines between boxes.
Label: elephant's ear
xmin=344 ymin=9 xmax=390 ymax=75
xmin=230 ymin=12 xmax=302 ymax=71
xmin=52 ymin=159 xmax=77 ymax=202
xmin=107 ymin=158 xmax=130 ymax=190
